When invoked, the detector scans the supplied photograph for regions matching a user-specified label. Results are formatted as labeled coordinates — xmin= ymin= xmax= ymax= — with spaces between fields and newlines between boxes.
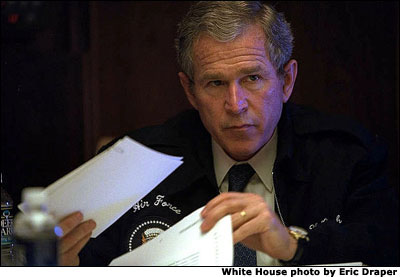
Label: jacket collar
xmin=142 ymin=104 xmax=312 ymax=196
xmin=137 ymin=110 xmax=218 ymax=196
xmin=275 ymin=102 xmax=313 ymax=183
xmin=276 ymin=103 xmax=294 ymax=165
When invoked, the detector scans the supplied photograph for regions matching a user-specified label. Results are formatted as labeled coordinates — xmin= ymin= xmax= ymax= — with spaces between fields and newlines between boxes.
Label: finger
xmin=201 ymin=192 xmax=242 ymax=217
xmin=59 ymin=220 xmax=96 ymax=254
xmin=60 ymin=232 xmax=92 ymax=266
xmin=202 ymin=192 xmax=263 ymax=217
xmin=201 ymin=192 xmax=266 ymax=232
xmin=231 ymin=199 xmax=272 ymax=230
xmin=232 ymin=205 xmax=278 ymax=245
xmin=232 ymin=215 xmax=267 ymax=244
xmin=201 ymin=196 xmax=246 ymax=232
xmin=234 ymin=217 xmax=293 ymax=260
xmin=57 ymin=211 xmax=84 ymax=236
xmin=231 ymin=206 xmax=258 ymax=231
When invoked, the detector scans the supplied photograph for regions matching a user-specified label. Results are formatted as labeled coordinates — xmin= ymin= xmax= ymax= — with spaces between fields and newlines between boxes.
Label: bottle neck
xmin=23 ymin=203 xmax=49 ymax=214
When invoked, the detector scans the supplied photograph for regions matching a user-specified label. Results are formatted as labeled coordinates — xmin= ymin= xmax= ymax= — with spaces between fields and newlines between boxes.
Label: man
xmin=58 ymin=2 xmax=398 ymax=266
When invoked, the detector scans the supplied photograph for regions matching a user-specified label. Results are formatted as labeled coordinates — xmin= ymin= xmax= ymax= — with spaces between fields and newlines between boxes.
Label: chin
xmin=217 ymin=135 xmax=264 ymax=161
xmin=227 ymin=146 xmax=259 ymax=161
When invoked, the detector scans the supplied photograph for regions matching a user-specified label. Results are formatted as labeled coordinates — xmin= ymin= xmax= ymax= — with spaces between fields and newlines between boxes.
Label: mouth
xmin=226 ymin=124 xmax=255 ymax=131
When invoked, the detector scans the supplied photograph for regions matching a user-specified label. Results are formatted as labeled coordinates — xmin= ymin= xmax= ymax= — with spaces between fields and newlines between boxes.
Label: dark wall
xmin=278 ymin=1 xmax=399 ymax=190
xmin=1 ymin=2 xmax=398 ymax=205
xmin=1 ymin=2 xmax=88 ymax=205
xmin=81 ymin=1 xmax=194 ymax=157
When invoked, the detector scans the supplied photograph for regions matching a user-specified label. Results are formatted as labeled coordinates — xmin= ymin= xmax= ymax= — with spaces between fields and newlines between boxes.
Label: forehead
xmin=192 ymin=24 xmax=271 ymax=73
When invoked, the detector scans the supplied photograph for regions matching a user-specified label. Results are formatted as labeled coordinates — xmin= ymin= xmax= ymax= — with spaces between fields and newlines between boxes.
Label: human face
xmin=179 ymin=24 xmax=297 ymax=161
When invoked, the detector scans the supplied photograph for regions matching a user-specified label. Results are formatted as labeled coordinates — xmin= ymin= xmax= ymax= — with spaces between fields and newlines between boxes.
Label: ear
xmin=282 ymin=59 xmax=298 ymax=103
xmin=178 ymin=72 xmax=198 ymax=110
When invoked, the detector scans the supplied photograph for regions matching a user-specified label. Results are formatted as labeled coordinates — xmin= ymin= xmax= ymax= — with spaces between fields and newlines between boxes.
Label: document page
xmin=310 ymin=262 xmax=363 ymax=266
xmin=19 ymin=136 xmax=183 ymax=238
xmin=109 ymin=207 xmax=233 ymax=266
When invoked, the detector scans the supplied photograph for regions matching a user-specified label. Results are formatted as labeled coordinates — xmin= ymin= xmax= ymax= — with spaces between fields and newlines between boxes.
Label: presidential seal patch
xmin=128 ymin=216 xmax=172 ymax=252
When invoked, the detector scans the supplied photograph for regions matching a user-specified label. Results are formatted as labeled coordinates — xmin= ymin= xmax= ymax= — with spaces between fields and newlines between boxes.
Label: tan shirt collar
xmin=212 ymin=129 xmax=278 ymax=192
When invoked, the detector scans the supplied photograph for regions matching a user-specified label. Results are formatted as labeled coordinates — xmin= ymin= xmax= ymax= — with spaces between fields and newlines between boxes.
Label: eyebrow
xmin=198 ymin=65 xmax=269 ymax=83
xmin=198 ymin=72 xmax=225 ymax=83
xmin=238 ymin=65 xmax=266 ymax=76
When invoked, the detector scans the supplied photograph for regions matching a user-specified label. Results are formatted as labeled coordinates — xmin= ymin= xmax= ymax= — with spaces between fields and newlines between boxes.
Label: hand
xmin=200 ymin=192 xmax=297 ymax=261
xmin=57 ymin=211 xmax=96 ymax=266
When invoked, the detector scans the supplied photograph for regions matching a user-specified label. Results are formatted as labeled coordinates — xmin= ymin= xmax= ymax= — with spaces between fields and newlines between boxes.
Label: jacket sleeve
xmin=78 ymin=218 xmax=121 ymax=266
xmin=298 ymin=136 xmax=399 ymax=266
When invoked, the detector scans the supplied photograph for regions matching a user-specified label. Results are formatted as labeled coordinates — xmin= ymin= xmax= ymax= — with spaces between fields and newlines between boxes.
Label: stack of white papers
xmin=109 ymin=207 xmax=233 ymax=266
xmin=21 ymin=136 xmax=183 ymax=238
xmin=19 ymin=136 xmax=235 ymax=266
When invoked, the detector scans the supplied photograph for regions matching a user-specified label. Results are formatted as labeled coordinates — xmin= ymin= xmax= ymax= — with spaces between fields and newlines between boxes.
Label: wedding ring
xmin=240 ymin=210 xmax=246 ymax=217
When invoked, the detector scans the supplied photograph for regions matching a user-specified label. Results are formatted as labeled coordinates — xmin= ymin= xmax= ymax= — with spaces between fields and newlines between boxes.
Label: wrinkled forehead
xmin=191 ymin=24 xmax=271 ymax=72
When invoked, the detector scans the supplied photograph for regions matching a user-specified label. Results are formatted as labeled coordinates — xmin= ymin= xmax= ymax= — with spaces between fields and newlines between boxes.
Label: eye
xmin=209 ymin=80 xmax=223 ymax=86
xmin=248 ymin=75 xmax=260 ymax=81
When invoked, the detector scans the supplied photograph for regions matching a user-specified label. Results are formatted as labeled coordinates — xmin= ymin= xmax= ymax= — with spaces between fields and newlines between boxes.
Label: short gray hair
xmin=175 ymin=1 xmax=294 ymax=80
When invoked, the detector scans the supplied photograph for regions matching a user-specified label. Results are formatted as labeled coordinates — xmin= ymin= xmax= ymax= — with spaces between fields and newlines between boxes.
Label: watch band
xmin=280 ymin=226 xmax=309 ymax=266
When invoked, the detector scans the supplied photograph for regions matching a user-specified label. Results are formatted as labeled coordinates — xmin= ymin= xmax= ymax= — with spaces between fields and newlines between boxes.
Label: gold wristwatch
xmin=280 ymin=226 xmax=309 ymax=265
xmin=288 ymin=226 xmax=309 ymax=241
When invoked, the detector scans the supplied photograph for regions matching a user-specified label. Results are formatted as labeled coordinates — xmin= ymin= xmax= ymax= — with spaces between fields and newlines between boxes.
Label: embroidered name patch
xmin=132 ymin=194 xmax=181 ymax=215
xmin=308 ymin=214 xmax=342 ymax=230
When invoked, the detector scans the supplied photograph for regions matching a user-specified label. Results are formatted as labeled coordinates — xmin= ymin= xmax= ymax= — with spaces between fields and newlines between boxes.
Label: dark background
xmin=1 ymin=1 xmax=399 ymax=206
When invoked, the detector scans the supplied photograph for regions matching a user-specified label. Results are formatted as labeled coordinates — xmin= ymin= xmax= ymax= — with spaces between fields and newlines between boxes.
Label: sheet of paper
xmin=310 ymin=262 xmax=363 ymax=266
xmin=109 ymin=207 xmax=233 ymax=266
xmin=19 ymin=136 xmax=183 ymax=238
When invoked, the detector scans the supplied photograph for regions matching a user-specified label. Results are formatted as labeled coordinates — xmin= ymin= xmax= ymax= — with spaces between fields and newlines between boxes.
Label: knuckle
xmin=221 ymin=192 xmax=235 ymax=200
xmin=60 ymin=252 xmax=79 ymax=266
xmin=59 ymin=213 xmax=83 ymax=234
xmin=219 ymin=192 xmax=230 ymax=197
xmin=256 ymin=201 xmax=268 ymax=211
xmin=225 ymin=198 xmax=238 ymax=207
xmin=207 ymin=208 xmax=223 ymax=220
xmin=62 ymin=221 xmax=77 ymax=232
xmin=59 ymin=237 xmax=73 ymax=253
xmin=259 ymin=209 xmax=272 ymax=221
xmin=79 ymin=221 xmax=95 ymax=235
xmin=252 ymin=193 xmax=264 ymax=202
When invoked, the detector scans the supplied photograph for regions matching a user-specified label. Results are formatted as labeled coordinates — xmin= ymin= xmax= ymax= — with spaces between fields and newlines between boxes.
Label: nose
xmin=224 ymin=82 xmax=248 ymax=114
